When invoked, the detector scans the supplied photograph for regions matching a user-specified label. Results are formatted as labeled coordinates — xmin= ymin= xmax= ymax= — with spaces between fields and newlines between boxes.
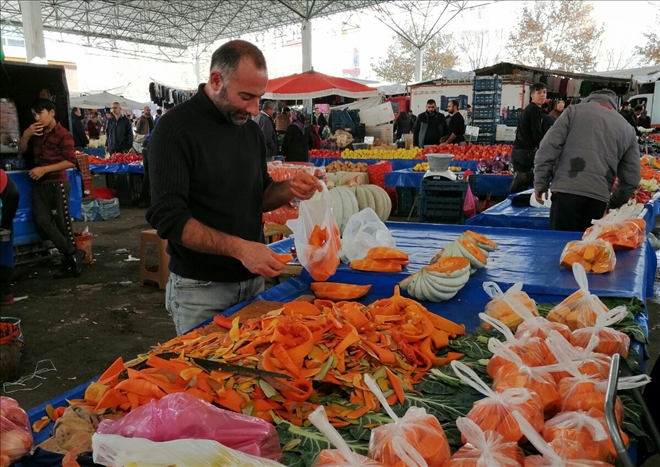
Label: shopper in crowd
xmin=510 ymin=82 xmax=546 ymax=194
xmin=106 ymin=102 xmax=133 ymax=153
xmin=0 ymin=169 xmax=19 ymax=305
xmin=534 ymin=89 xmax=640 ymax=231
xmin=549 ymin=99 xmax=565 ymax=119
xmin=254 ymin=100 xmax=278 ymax=157
xmin=103 ymin=111 xmax=112 ymax=134
xmin=87 ymin=113 xmax=101 ymax=139
xmin=146 ymin=40 xmax=319 ymax=335
xmin=70 ymin=107 xmax=89 ymax=149
xmin=442 ymin=99 xmax=465 ymax=144
xmin=413 ymin=99 xmax=448 ymax=147
xmin=275 ymin=107 xmax=291 ymax=134
xmin=308 ymin=123 xmax=322 ymax=150
xmin=629 ymin=104 xmax=644 ymax=136
xmin=281 ymin=112 xmax=312 ymax=162
xmin=466 ymin=105 xmax=472 ymax=125
xmin=18 ymin=98 xmax=86 ymax=278
xmin=393 ymin=110 xmax=412 ymax=140
xmin=154 ymin=108 xmax=162 ymax=126
xmin=407 ymin=109 xmax=417 ymax=126
xmin=639 ymin=105 xmax=651 ymax=129
xmin=136 ymin=105 xmax=154 ymax=137
xmin=619 ymin=101 xmax=631 ymax=117
xmin=312 ymin=107 xmax=327 ymax=136
xmin=541 ymin=103 xmax=556 ymax=136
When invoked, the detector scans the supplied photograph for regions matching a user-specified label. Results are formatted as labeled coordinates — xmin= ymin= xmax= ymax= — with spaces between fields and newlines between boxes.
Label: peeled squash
xmin=462 ymin=230 xmax=498 ymax=252
xmin=310 ymin=282 xmax=371 ymax=301
xmin=431 ymin=238 xmax=488 ymax=270
xmin=400 ymin=257 xmax=471 ymax=302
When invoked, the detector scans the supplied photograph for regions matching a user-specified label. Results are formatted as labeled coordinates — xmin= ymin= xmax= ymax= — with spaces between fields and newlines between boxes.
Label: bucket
xmin=0 ymin=316 xmax=22 ymax=341
xmin=0 ymin=319 xmax=22 ymax=382
xmin=74 ymin=231 xmax=93 ymax=264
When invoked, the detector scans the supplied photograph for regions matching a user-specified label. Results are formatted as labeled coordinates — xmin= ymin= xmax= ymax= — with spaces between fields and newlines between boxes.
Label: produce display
xmin=430 ymin=231 xmax=495 ymax=271
xmin=84 ymin=152 xmax=143 ymax=165
xmin=422 ymin=144 xmax=512 ymax=161
xmin=309 ymin=143 xmax=514 ymax=162
xmin=399 ymin=257 xmax=471 ymax=302
xmin=309 ymin=282 xmax=371 ymax=300
xmin=476 ymin=155 xmax=513 ymax=175
xmin=559 ymin=231 xmax=616 ymax=274
xmin=87 ymin=135 xmax=106 ymax=148
xmin=413 ymin=162 xmax=462 ymax=172
xmin=329 ymin=184 xmax=392 ymax=231
xmin=445 ymin=417 xmax=525 ymax=467
xmin=325 ymin=161 xmax=368 ymax=173
xmin=349 ymin=246 xmax=409 ymax=273
xmin=481 ymin=282 xmax=538 ymax=331
xmin=583 ymin=209 xmax=645 ymax=250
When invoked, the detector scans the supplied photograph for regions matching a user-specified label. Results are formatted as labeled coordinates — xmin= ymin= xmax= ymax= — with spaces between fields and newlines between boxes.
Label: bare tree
xmin=634 ymin=11 xmax=660 ymax=65
xmin=603 ymin=48 xmax=637 ymax=71
xmin=457 ymin=29 xmax=505 ymax=70
xmin=507 ymin=0 xmax=604 ymax=72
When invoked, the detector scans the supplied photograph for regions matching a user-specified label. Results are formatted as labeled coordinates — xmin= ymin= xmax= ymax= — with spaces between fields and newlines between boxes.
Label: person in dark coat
xmin=413 ymin=99 xmax=448 ymax=147
xmin=281 ymin=113 xmax=312 ymax=162
xmin=71 ymin=107 xmax=89 ymax=149
xmin=393 ymin=110 xmax=412 ymax=140
xmin=86 ymin=113 xmax=101 ymax=139
xmin=312 ymin=108 xmax=327 ymax=135
xmin=106 ymin=102 xmax=134 ymax=153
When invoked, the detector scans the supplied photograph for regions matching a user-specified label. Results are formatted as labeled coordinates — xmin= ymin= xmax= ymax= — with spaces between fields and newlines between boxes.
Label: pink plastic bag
xmin=96 ymin=392 xmax=281 ymax=461
xmin=463 ymin=185 xmax=478 ymax=219
xmin=0 ymin=397 xmax=33 ymax=467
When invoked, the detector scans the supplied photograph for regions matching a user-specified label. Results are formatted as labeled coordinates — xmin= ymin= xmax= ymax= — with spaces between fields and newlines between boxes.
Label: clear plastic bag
xmin=545 ymin=331 xmax=611 ymax=383
xmin=451 ymin=361 xmax=544 ymax=443
xmin=546 ymin=263 xmax=611 ymax=331
xmin=481 ymin=282 xmax=539 ymax=331
xmin=559 ymin=230 xmax=616 ymax=273
xmin=495 ymin=291 xmax=571 ymax=343
xmin=287 ymin=182 xmax=342 ymax=281
xmin=92 ymin=433 xmax=285 ymax=467
xmin=309 ymin=406 xmax=385 ymax=467
xmin=364 ymin=375 xmax=450 ymax=467
xmin=444 ymin=417 xmax=524 ymax=467
xmin=570 ymin=305 xmax=630 ymax=358
xmin=541 ymin=410 xmax=612 ymax=462
xmin=511 ymin=411 xmax=613 ymax=467
xmin=487 ymin=338 xmax=560 ymax=414
xmin=0 ymin=397 xmax=33 ymax=467
xmin=584 ymin=205 xmax=646 ymax=250
xmin=339 ymin=208 xmax=396 ymax=264
xmin=96 ymin=392 xmax=281 ymax=461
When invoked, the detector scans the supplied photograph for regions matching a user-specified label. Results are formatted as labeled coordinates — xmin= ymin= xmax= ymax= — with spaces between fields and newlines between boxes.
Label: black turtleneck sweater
xmin=146 ymin=84 xmax=272 ymax=282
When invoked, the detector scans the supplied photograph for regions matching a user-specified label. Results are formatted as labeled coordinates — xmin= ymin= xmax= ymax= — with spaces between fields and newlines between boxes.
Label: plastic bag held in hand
xmin=339 ymin=208 xmax=396 ymax=264
xmin=444 ymin=417 xmax=524 ymax=467
xmin=481 ymin=282 xmax=539 ymax=331
xmin=309 ymin=406 xmax=386 ymax=467
xmin=450 ymin=361 xmax=544 ymax=443
xmin=546 ymin=263 xmax=612 ymax=330
xmin=287 ymin=182 xmax=341 ymax=281
xmin=96 ymin=392 xmax=281 ymax=461
xmin=0 ymin=397 xmax=33 ymax=467
xmin=570 ymin=305 xmax=630 ymax=358
xmin=364 ymin=374 xmax=450 ymax=467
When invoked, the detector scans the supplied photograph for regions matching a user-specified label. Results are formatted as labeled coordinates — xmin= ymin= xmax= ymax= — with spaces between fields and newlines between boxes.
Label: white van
xmin=627 ymin=81 xmax=660 ymax=129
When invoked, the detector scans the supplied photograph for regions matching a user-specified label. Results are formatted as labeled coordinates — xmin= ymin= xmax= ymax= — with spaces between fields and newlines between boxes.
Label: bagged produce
xmin=365 ymin=374 xmax=451 ymax=467
xmin=511 ymin=411 xmax=613 ymax=467
xmin=545 ymin=331 xmax=611 ymax=383
xmin=92 ymin=434 xmax=285 ymax=467
xmin=308 ymin=406 xmax=385 ymax=467
xmin=569 ymin=305 xmax=630 ymax=358
xmin=451 ymin=361 xmax=544 ymax=443
xmin=583 ymin=206 xmax=645 ymax=250
xmin=541 ymin=410 xmax=613 ymax=462
xmin=444 ymin=417 xmax=524 ymax=467
xmin=487 ymin=338 xmax=560 ymax=414
xmin=500 ymin=293 xmax=571 ymax=343
xmin=287 ymin=182 xmax=342 ymax=281
xmin=96 ymin=392 xmax=282 ymax=461
xmin=0 ymin=397 xmax=33 ymax=467
xmin=559 ymin=229 xmax=615 ymax=273
xmin=480 ymin=314 xmax=549 ymax=378
xmin=481 ymin=282 xmax=538 ymax=331
xmin=546 ymin=264 xmax=610 ymax=330
xmin=339 ymin=208 xmax=396 ymax=263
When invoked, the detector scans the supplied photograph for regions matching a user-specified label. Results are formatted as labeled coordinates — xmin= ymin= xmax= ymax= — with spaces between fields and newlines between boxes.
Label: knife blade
xmin=190 ymin=357 xmax=294 ymax=381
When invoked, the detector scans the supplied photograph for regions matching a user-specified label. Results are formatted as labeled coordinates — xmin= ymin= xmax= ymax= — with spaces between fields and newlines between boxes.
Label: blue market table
xmin=385 ymin=168 xmax=512 ymax=197
xmin=89 ymin=163 xmax=144 ymax=174
xmin=82 ymin=148 xmax=106 ymax=157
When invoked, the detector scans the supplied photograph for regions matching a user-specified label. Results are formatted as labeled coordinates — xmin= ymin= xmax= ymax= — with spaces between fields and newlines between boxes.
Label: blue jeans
xmin=166 ymin=272 xmax=265 ymax=335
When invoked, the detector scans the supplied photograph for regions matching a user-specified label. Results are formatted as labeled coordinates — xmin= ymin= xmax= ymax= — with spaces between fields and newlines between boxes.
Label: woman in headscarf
xmin=281 ymin=112 xmax=312 ymax=162
xmin=550 ymin=99 xmax=565 ymax=119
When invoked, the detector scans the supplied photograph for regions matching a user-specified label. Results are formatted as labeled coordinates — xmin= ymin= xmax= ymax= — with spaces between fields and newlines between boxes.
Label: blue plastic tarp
xmin=82 ymin=148 xmax=106 ymax=157
xmin=385 ymin=169 xmax=512 ymax=197
xmin=9 ymin=169 xmax=83 ymax=246
xmin=89 ymin=164 xmax=144 ymax=174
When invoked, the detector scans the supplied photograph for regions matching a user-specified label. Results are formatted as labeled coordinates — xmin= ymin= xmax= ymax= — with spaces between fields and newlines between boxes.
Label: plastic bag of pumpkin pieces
xmin=445 ymin=417 xmax=525 ymax=467
xmin=583 ymin=206 xmax=646 ymax=250
xmin=364 ymin=375 xmax=451 ymax=467
xmin=481 ymin=282 xmax=539 ymax=331
xmin=559 ymin=227 xmax=615 ymax=273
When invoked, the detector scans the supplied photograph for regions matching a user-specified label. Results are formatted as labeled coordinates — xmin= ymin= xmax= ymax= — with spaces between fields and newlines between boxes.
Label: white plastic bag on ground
xmin=339 ymin=208 xmax=395 ymax=263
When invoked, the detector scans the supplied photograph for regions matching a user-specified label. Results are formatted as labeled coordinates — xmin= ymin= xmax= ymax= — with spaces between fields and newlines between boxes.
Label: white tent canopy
xmin=69 ymin=92 xmax=148 ymax=110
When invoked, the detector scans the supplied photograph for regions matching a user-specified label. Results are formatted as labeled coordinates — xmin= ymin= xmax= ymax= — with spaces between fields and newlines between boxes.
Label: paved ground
xmin=2 ymin=206 xmax=659 ymax=464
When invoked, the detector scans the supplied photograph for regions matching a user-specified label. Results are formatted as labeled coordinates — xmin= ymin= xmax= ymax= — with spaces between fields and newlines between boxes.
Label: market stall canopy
xmin=263 ymin=70 xmax=379 ymax=100
xmin=70 ymin=92 xmax=147 ymax=110
xmin=586 ymin=66 xmax=660 ymax=84
xmin=348 ymin=78 xmax=408 ymax=96
xmin=473 ymin=61 xmax=631 ymax=84
xmin=331 ymin=96 xmax=385 ymax=112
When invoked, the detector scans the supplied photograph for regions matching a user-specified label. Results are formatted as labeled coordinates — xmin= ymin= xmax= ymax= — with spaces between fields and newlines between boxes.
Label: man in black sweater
xmin=413 ymin=99 xmax=449 ymax=147
xmin=510 ymin=82 xmax=546 ymax=193
xmin=146 ymin=40 xmax=319 ymax=335
xmin=106 ymin=102 xmax=133 ymax=153
xmin=442 ymin=99 xmax=465 ymax=144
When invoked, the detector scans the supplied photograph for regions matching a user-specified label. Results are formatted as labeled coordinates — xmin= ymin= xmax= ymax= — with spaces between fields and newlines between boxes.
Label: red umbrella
xmin=264 ymin=70 xmax=379 ymax=100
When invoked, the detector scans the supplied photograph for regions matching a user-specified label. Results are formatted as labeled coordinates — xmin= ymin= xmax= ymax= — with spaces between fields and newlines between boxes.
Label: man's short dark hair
xmin=210 ymin=40 xmax=267 ymax=79
xmin=31 ymin=98 xmax=56 ymax=113
xmin=156 ymin=109 xmax=162 ymax=115
xmin=450 ymin=99 xmax=459 ymax=108
xmin=634 ymin=104 xmax=644 ymax=112
xmin=531 ymin=82 xmax=546 ymax=93
xmin=622 ymin=101 xmax=630 ymax=108
xmin=467 ymin=104 xmax=471 ymax=109
xmin=282 ymin=107 xmax=290 ymax=113
xmin=426 ymin=99 xmax=436 ymax=105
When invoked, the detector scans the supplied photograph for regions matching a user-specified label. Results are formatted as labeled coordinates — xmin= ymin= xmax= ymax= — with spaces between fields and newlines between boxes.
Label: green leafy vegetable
xmin=390 ymin=391 xmax=475 ymax=422
xmin=346 ymin=411 xmax=393 ymax=442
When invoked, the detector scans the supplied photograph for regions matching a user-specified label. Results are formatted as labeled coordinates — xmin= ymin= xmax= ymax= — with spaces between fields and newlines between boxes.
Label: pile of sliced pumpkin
xmin=431 ymin=230 xmax=498 ymax=271
xmin=349 ymin=247 xmax=409 ymax=273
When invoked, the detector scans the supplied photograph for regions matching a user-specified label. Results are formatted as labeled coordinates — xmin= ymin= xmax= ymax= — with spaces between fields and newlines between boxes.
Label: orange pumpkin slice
xmin=366 ymin=247 xmax=409 ymax=262
xmin=426 ymin=256 xmax=471 ymax=277
xmin=463 ymin=230 xmax=498 ymax=251
xmin=349 ymin=259 xmax=403 ymax=273
xmin=457 ymin=238 xmax=487 ymax=267
xmin=310 ymin=282 xmax=371 ymax=300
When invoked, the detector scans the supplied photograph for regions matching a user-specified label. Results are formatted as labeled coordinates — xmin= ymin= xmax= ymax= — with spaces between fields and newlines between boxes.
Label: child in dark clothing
xmin=18 ymin=98 xmax=86 ymax=278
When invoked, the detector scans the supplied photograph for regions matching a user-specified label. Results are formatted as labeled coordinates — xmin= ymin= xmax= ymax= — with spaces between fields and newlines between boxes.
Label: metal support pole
xmin=193 ymin=56 xmax=201 ymax=85
xmin=302 ymin=20 xmax=312 ymax=72
xmin=20 ymin=0 xmax=47 ymax=63
xmin=414 ymin=46 xmax=423 ymax=82
xmin=604 ymin=354 xmax=635 ymax=467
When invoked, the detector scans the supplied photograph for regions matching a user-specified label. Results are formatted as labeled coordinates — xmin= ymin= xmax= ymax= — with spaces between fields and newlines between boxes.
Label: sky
xmin=3 ymin=0 xmax=659 ymax=102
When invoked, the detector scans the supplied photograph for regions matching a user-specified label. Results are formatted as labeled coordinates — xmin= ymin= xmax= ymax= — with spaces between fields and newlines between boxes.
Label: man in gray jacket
xmin=534 ymin=89 xmax=640 ymax=231
xmin=254 ymin=100 xmax=278 ymax=157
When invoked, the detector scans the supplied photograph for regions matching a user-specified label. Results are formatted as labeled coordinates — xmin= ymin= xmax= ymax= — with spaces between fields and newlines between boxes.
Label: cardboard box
xmin=359 ymin=102 xmax=395 ymax=127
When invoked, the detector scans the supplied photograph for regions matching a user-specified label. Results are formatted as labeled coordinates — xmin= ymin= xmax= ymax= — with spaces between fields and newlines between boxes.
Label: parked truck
xmin=627 ymin=79 xmax=660 ymax=128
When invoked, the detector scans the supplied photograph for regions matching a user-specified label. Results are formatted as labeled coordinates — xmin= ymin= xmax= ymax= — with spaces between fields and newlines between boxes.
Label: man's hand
xmin=289 ymin=171 xmax=320 ymax=200
xmin=237 ymin=241 xmax=285 ymax=278
xmin=29 ymin=167 xmax=46 ymax=181
xmin=23 ymin=122 xmax=44 ymax=138
xmin=534 ymin=191 xmax=545 ymax=205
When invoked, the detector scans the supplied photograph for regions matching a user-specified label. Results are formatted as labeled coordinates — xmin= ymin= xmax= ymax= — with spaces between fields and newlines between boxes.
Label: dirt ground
xmin=2 ymin=205 xmax=659 ymax=463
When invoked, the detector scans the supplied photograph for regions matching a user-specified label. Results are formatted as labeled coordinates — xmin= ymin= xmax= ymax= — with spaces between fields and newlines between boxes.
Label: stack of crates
xmin=505 ymin=107 xmax=524 ymax=127
xmin=472 ymin=75 xmax=502 ymax=145
xmin=419 ymin=177 xmax=468 ymax=224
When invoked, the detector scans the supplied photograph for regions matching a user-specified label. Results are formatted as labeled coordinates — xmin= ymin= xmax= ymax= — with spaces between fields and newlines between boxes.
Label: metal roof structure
xmin=0 ymin=0 xmax=389 ymax=59
xmin=474 ymin=62 xmax=632 ymax=84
